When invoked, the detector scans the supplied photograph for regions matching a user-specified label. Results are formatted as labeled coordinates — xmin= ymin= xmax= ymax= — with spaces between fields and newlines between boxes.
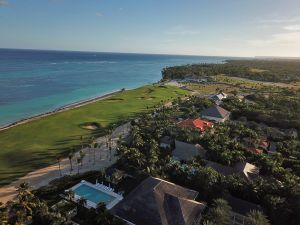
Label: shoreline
xmin=0 ymin=89 xmax=124 ymax=132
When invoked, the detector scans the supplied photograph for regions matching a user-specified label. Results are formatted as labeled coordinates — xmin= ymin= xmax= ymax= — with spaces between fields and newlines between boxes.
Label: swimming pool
xmin=70 ymin=180 xmax=123 ymax=209
xmin=74 ymin=184 xmax=115 ymax=205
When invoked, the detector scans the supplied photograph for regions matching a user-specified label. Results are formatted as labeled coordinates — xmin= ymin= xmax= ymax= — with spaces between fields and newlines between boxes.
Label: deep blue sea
xmin=0 ymin=49 xmax=230 ymax=126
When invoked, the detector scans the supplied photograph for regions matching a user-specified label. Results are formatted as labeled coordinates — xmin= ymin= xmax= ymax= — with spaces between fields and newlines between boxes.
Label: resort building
xmin=210 ymin=92 xmax=228 ymax=105
xmin=200 ymin=105 xmax=230 ymax=123
xmin=172 ymin=140 xmax=206 ymax=162
xmin=110 ymin=177 xmax=206 ymax=225
xmin=204 ymin=161 xmax=259 ymax=182
xmin=177 ymin=118 xmax=213 ymax=132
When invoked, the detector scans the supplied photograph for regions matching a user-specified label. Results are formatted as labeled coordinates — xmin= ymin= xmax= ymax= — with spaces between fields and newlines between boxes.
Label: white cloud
xmin=248 ymin=32 xmax=300 ymax=47
xmin=96 ymin=12 xmax=103 ymax=17
xmin=258 ymin=17 xmax=300 ymax=24
xmin=284 ymin=24 xmax=300 ymax=31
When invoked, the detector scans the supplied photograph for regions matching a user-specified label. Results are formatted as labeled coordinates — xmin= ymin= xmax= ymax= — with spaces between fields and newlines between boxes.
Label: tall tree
xmin=79 ymin=150 xmax=85 ymax=167
xmin=68 ymin=149 xmax=74 ymax=173
xmin=56 ymin=155 xmax=62 ymax=176
xmin=77 ymin=157 xmax=81 ymax=174
xmin=205 ymin=199 xmax=232 ymax=225
xmin=245 ymin=210 xmax=270 ymax=225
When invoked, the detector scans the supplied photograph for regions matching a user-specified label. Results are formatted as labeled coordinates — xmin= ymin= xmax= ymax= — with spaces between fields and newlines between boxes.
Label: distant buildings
xmin=110 ymin=177 xmax=206 ymax=225
xmin=200 ymin=105 xmax=230 ymax=122
xmin=210 ymin=92 xmax=228 ymax=105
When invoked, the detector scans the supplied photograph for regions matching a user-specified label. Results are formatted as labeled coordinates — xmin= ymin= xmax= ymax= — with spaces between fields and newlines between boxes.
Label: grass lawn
xmin=185 ymin=83 xmax=242 ymax=95
xmin=0 ymin=85 xmax=189 ymax=185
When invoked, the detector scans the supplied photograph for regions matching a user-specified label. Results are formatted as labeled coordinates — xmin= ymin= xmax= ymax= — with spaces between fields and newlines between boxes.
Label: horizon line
xmin=2 ymin=47 xmax=300 ymax=59
xmin=0 ymin=47 xmax=251 ymax=59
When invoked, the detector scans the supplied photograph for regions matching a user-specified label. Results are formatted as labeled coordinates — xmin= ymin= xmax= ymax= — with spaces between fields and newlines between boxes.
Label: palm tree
xmin=245 ymin=210 xmax=270 ymax=225
xmin=65 ymin=189 xmax=75 ymax=201
xmin=206 ymin=198 xmax=232 ymax=225
xmin=0 ymin=202 xmax=8 ymax=224
xmin=77 ymin=157 xmax=81 ymax=174
xmin=78 ymin=197 xmax=87 ymax=208
xmin=79 ymin=150 xmax=85 ymax=167
xmin=87 ymin=144 xmax=91 ymax=163
xmin=16 ymin=182 xmax=30 ymax=195
xmin=68 ymin=150 xmax=74 ymax=173
xmin=80 ymin=135 xmax=84 ymax=149
xmin=93 ymin=142 xmax=98 ymax=164
xmin=56 ymin=155 xmax=62 ymax=176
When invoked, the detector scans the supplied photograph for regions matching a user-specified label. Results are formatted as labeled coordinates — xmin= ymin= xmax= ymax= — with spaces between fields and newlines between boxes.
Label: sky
xmin=0 ymin=0 xmax=300 ymax=57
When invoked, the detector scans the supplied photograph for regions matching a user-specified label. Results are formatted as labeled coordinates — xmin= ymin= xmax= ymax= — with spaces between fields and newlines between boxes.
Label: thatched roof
xmin=110 ymin=177 xmax=206 ymax=225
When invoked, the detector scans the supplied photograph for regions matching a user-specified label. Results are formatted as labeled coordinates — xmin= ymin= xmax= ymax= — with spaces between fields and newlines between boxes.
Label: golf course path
xmin=0 ymin=122 xmax=131 ymax=203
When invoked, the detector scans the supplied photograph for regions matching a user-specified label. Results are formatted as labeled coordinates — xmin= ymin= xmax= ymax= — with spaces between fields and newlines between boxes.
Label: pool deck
xmin=70 ymin=180 xmax=123 ymax=209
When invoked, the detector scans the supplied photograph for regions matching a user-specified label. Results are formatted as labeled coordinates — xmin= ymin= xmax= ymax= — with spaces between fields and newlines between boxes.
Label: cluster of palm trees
xmin=57 ymin=134 xmax=113 ymax=176
xmin=0 ymin=182 xmax=71 ymax=225
xmin=202 ymin=198 xmax=270 ymax=225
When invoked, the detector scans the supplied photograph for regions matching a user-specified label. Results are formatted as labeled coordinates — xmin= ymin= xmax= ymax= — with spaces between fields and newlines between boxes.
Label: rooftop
xmin=110 ymin=177 xmax=206 ymax=225
xmin=173 ymin=140 xmax=205 ymax=161
xmin=226 ymin=195 xmax=261 ymax=216
xmin=201 ymin=105 xmax=230 ymax=119
xmin=177 ymin=118 xmax=213 ymax=132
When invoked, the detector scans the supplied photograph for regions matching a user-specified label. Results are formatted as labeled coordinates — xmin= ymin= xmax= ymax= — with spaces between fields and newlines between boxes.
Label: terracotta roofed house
xmin=110 ymin=177 xmax=206 ymax=225
xmin=177 ymin=118 xmax=213 ymax=132
xmin=200 ymin=105 xmax=230 ymax=123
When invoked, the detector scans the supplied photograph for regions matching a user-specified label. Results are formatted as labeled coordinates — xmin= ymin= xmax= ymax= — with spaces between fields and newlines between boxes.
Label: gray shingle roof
xmin=204 ymin=160 xmax=235 ymax=176
xmin=110 ymin=177 xmax=206 ymax=225
xmin=160 ymin=136 xmax=173 ymax=145
xmin=205 ymin=161 xmax=259 ymax=181
xmin=173 ymin=141 xmax=205 ymax=161
xmin=201 ymin=105 xmax=230 ymax=119
xmin=226 ymin=195 xmax=261 ymax=216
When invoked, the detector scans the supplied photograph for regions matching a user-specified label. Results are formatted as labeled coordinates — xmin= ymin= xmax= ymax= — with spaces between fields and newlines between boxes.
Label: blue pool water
xmin=0 ymin=48 xmax=234 ymax=126
xmin=74 ymin=184 xmax=115 ymax=204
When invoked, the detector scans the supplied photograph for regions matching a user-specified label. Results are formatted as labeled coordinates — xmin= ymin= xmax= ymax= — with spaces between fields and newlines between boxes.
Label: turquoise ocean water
xmin=0 ymin=49 xmax=231 ymax=126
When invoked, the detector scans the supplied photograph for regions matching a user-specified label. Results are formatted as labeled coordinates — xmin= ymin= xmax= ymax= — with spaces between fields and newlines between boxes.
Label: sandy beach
xmin=0 ymin=122 xmax=131 ymax=203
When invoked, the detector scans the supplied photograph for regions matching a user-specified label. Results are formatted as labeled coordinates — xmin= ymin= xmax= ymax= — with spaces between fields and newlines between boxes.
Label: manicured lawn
xmin=186 ymin=83 xmax=241 ymax=95
xmin=0 ymin=85 xmax=189 ymax=185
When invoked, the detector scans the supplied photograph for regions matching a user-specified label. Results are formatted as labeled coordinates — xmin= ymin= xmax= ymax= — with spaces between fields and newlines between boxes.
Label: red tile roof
xmin=246 ymin=147 xmax=263 ymax=155
xmin=258 ymin=138 xmax=269 ymax=148
xmin=178 ymin=118 xmax=213 ymax=132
